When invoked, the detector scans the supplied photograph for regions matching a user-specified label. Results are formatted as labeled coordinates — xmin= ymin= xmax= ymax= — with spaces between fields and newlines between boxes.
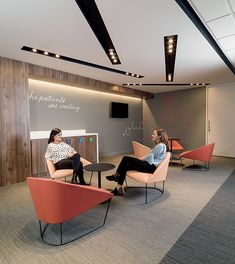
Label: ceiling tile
xmin=219 ymin=35 xmax=235 ymax=49
xmin=208 ymin=15 xmax=235 ymax=38
xmin=225 ymin=49 xmax=235 ymax=66
xmin=229 ymin=0 xmax=235 ymax=12
xmin=192 ymin=0 xmax=229 ymax=21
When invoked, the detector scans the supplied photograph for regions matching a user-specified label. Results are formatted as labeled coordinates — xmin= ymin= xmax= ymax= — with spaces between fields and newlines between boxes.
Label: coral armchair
xmin=126 ymin=152 xmax=171 ymax=203
xmin=27 ymin=177 xmax=113 ymax=245
xmin=132 ymin=141 xmax=150 ymax=159
xmin=168 ymin=140 xmax=184 ymax=163
xmin=46 ymin=157 xmax=91 ymax=181
xmin=180 ymin=143 xmax=215 ymax=170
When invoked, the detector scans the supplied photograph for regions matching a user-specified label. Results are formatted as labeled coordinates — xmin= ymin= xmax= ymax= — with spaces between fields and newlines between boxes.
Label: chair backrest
xmin=180 ymin=143 xmax=215 ymax=162
xmin=168 ymin=140 xmax=184 ymax=151
xmin=148 ymin=152 xmax=171 ymax=183
xmin=132 ymin=141 xmax=150 ymax=159
xmin=27 ymin=177 xmax=113 ymax=224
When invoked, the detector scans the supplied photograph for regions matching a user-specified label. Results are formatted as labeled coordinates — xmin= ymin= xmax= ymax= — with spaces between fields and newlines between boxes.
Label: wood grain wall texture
xmin=0 ymin=57 xmax=31 ymax=186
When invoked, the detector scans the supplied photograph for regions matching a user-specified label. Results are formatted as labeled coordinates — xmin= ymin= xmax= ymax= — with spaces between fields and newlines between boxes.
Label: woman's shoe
xmin=106 ymin=174 xmax=119 ymax=182
xmin=111 ymin=187 xmax=124 ymax=196
xmin=106 ymin=175 xmax=116 ymax=181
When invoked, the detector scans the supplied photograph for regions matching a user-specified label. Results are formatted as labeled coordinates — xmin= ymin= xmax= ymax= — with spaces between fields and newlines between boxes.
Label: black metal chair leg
xmin=60 ymin=223 xmax=62 ymax=245
xmin=145 ymin=184 xmax=147 ymax=204
xmin=89 ymin=171 xmax=93 ymax=185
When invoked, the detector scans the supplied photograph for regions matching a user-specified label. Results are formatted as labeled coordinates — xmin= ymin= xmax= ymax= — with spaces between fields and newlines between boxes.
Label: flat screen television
xmin=110 ymin=102 xmax=128 ymax=118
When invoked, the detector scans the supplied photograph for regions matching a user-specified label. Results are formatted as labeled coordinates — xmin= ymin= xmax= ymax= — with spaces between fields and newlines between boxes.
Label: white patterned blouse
xmin=45 ymin=142 xmax=77 ymax=164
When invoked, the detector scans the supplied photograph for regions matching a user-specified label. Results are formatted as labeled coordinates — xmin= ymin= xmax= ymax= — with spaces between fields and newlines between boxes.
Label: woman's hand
xmin=67 ymin=150 xmax=74 ymax=157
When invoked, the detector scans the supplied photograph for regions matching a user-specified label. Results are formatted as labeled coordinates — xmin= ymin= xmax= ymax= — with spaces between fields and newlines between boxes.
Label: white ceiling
xmin=0 ymin=0 xmax=235 ymax=94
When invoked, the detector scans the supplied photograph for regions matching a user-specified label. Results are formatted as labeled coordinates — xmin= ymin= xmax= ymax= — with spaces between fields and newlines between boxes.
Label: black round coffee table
xmin=84 ymin=163 xmax=115 ymax=188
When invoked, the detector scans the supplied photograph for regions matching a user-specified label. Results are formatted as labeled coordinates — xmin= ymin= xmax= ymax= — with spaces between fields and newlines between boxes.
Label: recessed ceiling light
xmin=109 ymin=49 xmax=114 ymax=54
xmin=122 ymin=83 xmax=210 ymax=86
xmin=32 ymin=48 xmax=37 ymax=52
xmin=44 ymin=51 xmax=48 ymax=55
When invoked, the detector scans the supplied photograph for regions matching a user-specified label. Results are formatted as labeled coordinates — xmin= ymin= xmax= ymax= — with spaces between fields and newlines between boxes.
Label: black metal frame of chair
xmin=124 ymin=179 xmax=165 ymax=204
xmin=38 ymin=198 xmax=112 ymax=246
xmin=181 ymin=159 xmax=210 ymax=171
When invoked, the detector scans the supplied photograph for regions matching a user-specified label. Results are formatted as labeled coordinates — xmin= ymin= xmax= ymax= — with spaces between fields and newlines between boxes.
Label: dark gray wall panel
xmin=143 ymin=88 xmax=206 ymax=150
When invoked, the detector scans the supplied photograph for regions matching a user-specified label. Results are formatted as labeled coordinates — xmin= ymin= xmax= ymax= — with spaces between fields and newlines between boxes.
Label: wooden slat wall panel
xmin=30 ymin=139 xmax=48 ymax=176
xmin=0 ymin=57 xmax=31 ymax=186
xmin=28 ymin=64 xmax=153 ymax=99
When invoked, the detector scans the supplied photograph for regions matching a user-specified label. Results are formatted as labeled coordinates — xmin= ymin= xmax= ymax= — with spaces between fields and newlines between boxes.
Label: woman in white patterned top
xmin=45 ymin=128 xmax=88 ymax=185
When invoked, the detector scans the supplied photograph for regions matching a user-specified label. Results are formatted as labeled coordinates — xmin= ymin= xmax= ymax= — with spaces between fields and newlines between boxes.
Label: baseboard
xmin=100 ymin=149 xmax=132 ymax=158
xmin=183 ymin=164 xmax=208 ymax=171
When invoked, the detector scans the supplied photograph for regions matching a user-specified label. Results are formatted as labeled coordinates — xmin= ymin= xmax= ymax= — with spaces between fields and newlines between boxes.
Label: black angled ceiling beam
xmin=175 ymin=0 xmax=235 ymax=75
xmin=21 ymin=46 xmax=143 ymax=77
xmin=75 ymin=0 xmax=121 ymax=65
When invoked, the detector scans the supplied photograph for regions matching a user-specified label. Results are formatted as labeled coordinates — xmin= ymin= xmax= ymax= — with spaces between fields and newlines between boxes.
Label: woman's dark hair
xmin=48 ymin=128 xmax=61 ymax=144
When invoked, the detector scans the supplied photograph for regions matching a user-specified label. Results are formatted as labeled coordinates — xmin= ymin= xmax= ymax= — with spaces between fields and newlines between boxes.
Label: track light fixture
xmin=21 ymin=46 xmax=143 ymax=78
xmin=75 ymin=0 xmax=121 ymax=65
xmin=164 ymin=35 xmax=178 ymax=82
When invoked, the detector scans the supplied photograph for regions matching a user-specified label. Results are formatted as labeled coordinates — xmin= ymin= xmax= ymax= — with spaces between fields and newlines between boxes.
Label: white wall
xmin=143 ymin=88 xmax=206 ymax=150
xmin=207 ymin=82 xmax=235 ymax=157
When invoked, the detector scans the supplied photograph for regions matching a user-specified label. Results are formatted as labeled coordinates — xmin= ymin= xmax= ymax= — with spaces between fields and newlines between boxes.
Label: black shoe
xmin=106 ymin=175 xmax=119 ymax=182
xmin=111 ymin=187 xmax=124 ymax=196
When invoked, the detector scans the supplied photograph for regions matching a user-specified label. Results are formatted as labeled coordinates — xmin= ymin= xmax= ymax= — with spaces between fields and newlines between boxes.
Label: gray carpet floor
xmin=160 ymin=169 xmax=235 ymax=264
xmin=0 ymin=155 xmax=235 ymax=264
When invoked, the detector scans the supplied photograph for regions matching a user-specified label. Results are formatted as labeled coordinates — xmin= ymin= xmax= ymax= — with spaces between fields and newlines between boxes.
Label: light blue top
xmin=143 ymin=142 xmax=166 ymax=166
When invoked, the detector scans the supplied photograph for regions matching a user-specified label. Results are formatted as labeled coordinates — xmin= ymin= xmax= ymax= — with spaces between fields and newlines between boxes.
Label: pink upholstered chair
xmin=46 ymin=157 xmax=91 ymax=181
xmin=126 ymin=152 xmax=171 ymax=203
xmin=27 ymin=177 xmax=113 ymax=245
xmin=132 ymin=141 xmax=150 ymax=159
xmin=180 ymin=143 xmax=215 ymax=170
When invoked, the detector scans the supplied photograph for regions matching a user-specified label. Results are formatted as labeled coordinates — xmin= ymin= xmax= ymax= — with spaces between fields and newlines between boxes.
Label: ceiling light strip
xmin=75 ymin=0 xmax=121 ymax=65
xmin=175 ymin=0 xmax=235 ymax=75
xmin=122 ymin=83 xmax=209 ymax=86
xmin=21 ymin=46 xmax=143 ymax=78
xmin=164 ymin=35 xmax=178 ymax=82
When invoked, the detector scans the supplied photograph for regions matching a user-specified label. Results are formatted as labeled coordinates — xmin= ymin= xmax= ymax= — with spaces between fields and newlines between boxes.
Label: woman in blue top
xmin=106 ymin=128 xmax=168 ymax=196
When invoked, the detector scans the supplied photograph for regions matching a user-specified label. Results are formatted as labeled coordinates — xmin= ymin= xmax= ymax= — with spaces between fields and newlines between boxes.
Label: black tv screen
xmin=110 ymin=102 xmax=128 ymax=118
